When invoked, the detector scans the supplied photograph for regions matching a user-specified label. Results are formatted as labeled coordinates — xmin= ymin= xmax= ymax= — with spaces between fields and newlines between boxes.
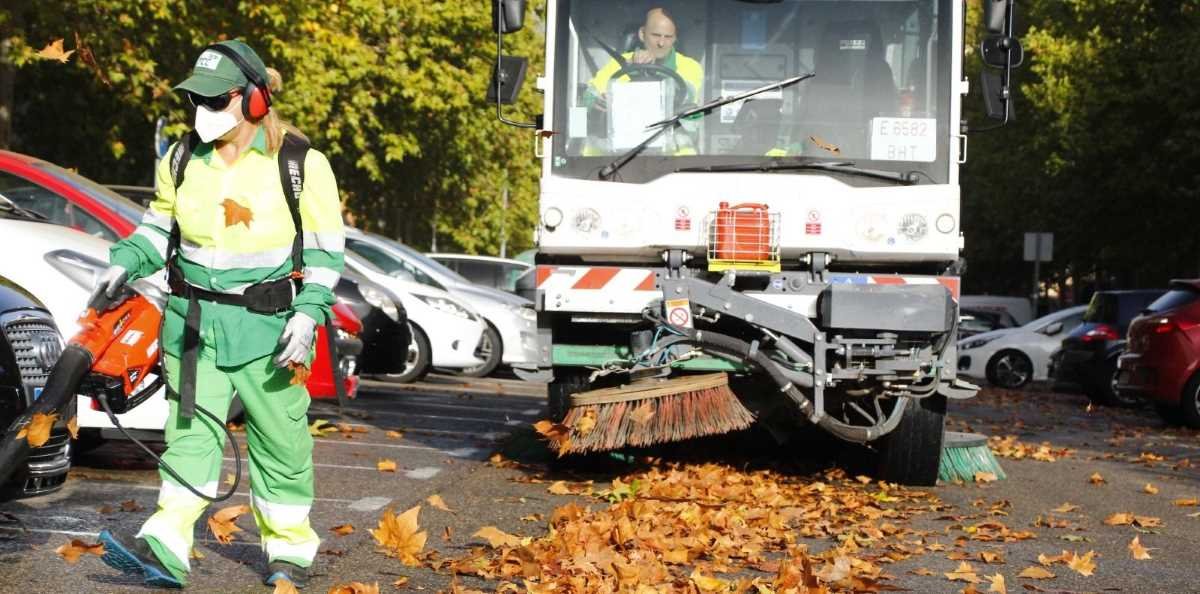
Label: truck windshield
xmin=550 ymin=0 xmax=952 ymax=184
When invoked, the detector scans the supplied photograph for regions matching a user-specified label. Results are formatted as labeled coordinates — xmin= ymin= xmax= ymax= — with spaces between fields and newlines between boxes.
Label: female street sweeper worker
xmin=90 ymin=40 xmax=344 ymax=589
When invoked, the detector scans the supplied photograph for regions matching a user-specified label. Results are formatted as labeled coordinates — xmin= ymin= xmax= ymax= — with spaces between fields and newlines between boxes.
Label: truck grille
xmin=3 ymin=316 xmax=61 ymax=397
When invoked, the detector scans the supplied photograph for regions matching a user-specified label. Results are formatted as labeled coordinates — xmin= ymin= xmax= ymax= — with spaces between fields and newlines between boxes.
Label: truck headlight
xmin=360 ymin=285 xmax=400 ymax=322
xmin=416 ymin=295 xmax=473 ymax=320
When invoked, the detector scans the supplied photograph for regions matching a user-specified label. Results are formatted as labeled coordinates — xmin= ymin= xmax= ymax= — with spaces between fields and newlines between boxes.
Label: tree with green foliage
xmin=0 ymin=0 xmax=546 ymax=254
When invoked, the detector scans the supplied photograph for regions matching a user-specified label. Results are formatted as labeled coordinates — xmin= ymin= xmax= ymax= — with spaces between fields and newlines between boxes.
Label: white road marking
xmin=522 ymin=408 xmax=542 ymax=416
xmin=221 ymin=457 xmax=386 ymax=472
xmin=115 ymin=482 xmax=359 ymax=504
xmin=404 ymin=467 xmax=441 ymax=480
xmin=348 ymin=497 xmax=392 ymax=512
xmin=444 ymin=447 xmax=484 ymax=459
xmin=309 ymin=409 xmax=518 ymax=427
xmin=304 ymin=422 xmax=504 ymax=442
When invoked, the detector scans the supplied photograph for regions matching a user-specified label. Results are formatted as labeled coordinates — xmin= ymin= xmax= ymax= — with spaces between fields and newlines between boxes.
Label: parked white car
xmin=342 ymin=249 xmax=486 ymax=382
xmin=0 ymin=214 xmax=168 ymax=446
xmin=346 ymin=229 xmax=538 ymax=377
xmin=957 ymin=305 xmax=1087 ymax=389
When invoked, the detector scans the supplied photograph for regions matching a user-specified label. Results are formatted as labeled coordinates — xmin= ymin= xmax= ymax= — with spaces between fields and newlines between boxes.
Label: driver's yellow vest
xmin=589 ymin=49 xmax=704 ymax=103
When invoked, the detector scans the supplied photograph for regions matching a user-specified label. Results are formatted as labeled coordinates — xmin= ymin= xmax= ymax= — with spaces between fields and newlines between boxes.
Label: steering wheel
xmin=591 ymin=34 xmax=692 ymax=110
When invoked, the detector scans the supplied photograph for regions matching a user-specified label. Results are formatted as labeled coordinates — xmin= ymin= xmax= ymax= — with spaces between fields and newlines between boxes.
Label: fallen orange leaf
xmin=55 ymin=539 xmax=104 ymax=564
xmin=222 ymin=198 xmax=254 ymax=228
xmin=1129 ymin=536 xmax=1153 ymax=560
xmin=987 ymin=573 xmax=1007 ymax=594
xmin=120 ymin=500 xmax=143 ymax=512
xmin=975 ymin=471 xmax=998 ymax=483
xmin=1017 ymin=566 xmax=1054 ymax=580
xmin=328 ymin=582 xmax=380 ymax=594
xmin=630 ymin=402 xmax=656 ymax=425
xmin=66 ymin=416 xmax=79 ymax=440
xmin=1172 ymin=498 xmax=1198 ymax=507
xmin=1104 ymin=512 xmax=1133 ymax=526
xmin=426 ymin=494 xmax=453 ymax=512
xmin=945 ymin=561 xmax=981 ymax=583
xmin=1088 ymin=472 xmax=1106 ymax=485
xmin=1064 ymin=550 xmax=1096 ymax=576
xmin=386 ymin=430 xmax=403 ymax=439
xmin=331 ymin=524 xmax=355 ymax=536
xmin=547 ymin=481 xmax=571 ymax=495
xmin=1142 ymin=483 xmax=1159 ymax=495
xmin=17 ymin=412 xmax=58 ymax=447
xmin=1051 ymin=502 xmax=1079 ymax=513
xmin=473 ymin=526 xmax=521 ymax=548
xmin=377 ymin=459 xmax=397 ymax=473
xmin=370 ymin=506 xmax=426 ymax=566
xmin=573 ymin=408 xmax=597 ymax=436
xmin=273 ymin=578 xmax=300 ymax=594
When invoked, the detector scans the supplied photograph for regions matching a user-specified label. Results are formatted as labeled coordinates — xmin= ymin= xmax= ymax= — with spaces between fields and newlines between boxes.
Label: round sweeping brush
xmin=938 ymin=431 xmax=1006 ymax=483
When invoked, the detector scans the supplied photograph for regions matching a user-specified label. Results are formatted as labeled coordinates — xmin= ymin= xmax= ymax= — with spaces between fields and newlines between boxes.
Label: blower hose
xmin=98 ymin=394 xmax=241 ymax=503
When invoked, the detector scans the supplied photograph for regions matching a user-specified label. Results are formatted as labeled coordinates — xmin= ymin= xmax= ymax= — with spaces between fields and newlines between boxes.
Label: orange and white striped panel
xmin=536 ymin=266 xmax=661 ymax=313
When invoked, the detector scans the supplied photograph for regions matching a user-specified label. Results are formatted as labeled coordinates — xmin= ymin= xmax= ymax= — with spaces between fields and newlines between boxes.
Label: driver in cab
xmin=584 ymin=8 xmax=703 ymax=111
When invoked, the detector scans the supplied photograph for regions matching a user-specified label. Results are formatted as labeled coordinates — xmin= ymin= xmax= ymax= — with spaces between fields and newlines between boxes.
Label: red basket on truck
xmin=713 ymin=202 xmax=772 ymax=261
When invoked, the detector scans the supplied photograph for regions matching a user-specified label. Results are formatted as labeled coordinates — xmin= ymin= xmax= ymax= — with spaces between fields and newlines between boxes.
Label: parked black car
xmin=335 ymin=271 xmax=411 ymax=376
xmin=0 ymin=277 xmax=71 ymax=501
xmin=1053 ymin=289 xmax=1164 ymax=406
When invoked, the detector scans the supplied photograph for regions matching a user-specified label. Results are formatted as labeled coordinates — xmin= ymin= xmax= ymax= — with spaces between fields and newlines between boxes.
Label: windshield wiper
xmin=677 ymin=159 xmax=922 ymax=185
xmin=0 ymin=198 xmax=48 ymax=221
xmin=598 ymin=72 xmax=815 ymax=181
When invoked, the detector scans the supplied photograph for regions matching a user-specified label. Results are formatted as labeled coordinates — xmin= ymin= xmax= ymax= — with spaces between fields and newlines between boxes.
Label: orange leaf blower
xmin=0 ymin=283 xmax=165 ymax=486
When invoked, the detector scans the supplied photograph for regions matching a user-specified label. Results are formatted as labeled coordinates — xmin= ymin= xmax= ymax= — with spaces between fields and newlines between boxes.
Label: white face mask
xmin=194 ymin=105 xmax=241 ymax=143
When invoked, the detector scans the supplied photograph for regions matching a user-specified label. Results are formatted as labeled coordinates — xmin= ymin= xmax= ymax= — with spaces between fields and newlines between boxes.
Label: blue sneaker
xmin=97 ymin=529 xmax=183 ymax=589
xmin=264 ymin=560 xmax=309 ymax=588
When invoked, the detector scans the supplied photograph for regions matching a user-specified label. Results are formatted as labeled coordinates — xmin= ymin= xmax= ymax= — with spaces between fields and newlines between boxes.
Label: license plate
xmin=870 ymin=117 xmax=937 ymax=162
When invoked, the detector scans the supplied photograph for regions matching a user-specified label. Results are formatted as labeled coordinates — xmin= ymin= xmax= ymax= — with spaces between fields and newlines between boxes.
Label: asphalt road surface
xmin=0 ymin=377 xmax=1196 ymax=593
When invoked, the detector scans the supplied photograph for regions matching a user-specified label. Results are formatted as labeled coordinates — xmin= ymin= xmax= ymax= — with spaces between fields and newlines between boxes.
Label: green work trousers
xmin=136 ymin=341 xmax=319 ymax=584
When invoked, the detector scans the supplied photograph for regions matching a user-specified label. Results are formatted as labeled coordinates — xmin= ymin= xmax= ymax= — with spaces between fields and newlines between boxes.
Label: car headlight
xmin=960 ymin=336 xmax=997 ymax=351
xmin=510 ymin=304 xmax=537 ymax=322
xmin=360 ymin=285 xmax=400 ymax=322
xmin=45 ymin=249 xmax=108 ymax=290
xmin=416 ymin=295 xmax=473 ymax=320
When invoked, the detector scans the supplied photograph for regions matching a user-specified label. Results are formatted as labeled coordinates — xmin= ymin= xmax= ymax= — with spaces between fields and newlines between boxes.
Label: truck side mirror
xmin=493 ymin=0 xmax=526 ymax=35
xmin=983 ymin=0 xmax=1009 ymax=34
xmin=487 ymin=55 xmax=528 ymax=105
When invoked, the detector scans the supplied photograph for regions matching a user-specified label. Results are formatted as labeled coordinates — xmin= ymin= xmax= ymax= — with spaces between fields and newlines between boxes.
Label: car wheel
xmin=458 ymin=325 xmax=502 ymax=378
xmin=386 ymin=323 xmax=430 ymax=384
xmin=1087 ymin=357 xmax=1142 ymax=407
xmin=1179 ymin=373 xmax=1200 ymax=429
xmin=986 ymin=350 xmax=1034 ymax=389
xmin=875 ymin=395 xmax=946 ymax=486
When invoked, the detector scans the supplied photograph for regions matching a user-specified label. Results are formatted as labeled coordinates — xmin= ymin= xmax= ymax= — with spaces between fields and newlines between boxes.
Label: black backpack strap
xmin=166 ymin=131 xmax=199 ymax=267
xmin=277 ymin=134 xmax=309 ymax=278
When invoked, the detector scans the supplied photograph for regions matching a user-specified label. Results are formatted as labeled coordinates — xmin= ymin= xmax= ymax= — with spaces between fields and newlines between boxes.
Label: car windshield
xmin=32 ymin=161 xmax=146 ymax=224
xmin=551 ymin=0 xmax=952 ymax=184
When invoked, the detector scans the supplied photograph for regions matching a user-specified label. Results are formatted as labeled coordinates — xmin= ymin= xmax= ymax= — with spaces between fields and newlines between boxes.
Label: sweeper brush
xmin=556 ymin=372 xmax=755 ymax=454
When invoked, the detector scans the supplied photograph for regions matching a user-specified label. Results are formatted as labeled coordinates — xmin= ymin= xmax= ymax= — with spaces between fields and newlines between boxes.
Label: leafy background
xmin=3 ymin=1 xmax=1199 ymax=305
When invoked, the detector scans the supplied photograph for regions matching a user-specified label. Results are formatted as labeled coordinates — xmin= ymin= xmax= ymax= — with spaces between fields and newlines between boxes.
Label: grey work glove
xmin=89 ymin=264 xmax=129 ymax=305
xmin=274 ymin=312 xmax=318 ymax=368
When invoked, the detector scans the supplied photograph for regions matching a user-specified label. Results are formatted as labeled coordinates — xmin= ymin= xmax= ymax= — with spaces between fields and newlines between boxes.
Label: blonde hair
xmin=262 ymin=67 xmax=308 ymax=154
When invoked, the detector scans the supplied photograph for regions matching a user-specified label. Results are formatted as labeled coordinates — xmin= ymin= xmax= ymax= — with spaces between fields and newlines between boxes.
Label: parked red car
xmin=310 ymin=302 xmax=362 ymax=400
xmin=1116 ymin=280 xmax=1200 ymax=427
xmin=0 ymin=149 xmax=358 ymax=399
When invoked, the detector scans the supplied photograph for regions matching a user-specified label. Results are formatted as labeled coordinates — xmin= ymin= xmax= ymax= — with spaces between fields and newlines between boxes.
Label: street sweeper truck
xmin=490 ymin=0 xmax=1022 ymax=485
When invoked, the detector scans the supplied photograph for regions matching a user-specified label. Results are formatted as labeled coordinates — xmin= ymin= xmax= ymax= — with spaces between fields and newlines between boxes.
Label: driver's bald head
xmin=640 ymin=7 xmax=678 ymax=60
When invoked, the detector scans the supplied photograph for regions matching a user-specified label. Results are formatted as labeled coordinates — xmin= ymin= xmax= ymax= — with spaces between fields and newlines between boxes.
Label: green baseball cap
xmin=174 ymin=40 xmax=269 ymax=97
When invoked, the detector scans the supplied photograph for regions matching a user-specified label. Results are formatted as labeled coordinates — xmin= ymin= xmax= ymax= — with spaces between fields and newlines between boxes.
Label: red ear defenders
xmin=202 ymin=44 xmax=272 ymax=120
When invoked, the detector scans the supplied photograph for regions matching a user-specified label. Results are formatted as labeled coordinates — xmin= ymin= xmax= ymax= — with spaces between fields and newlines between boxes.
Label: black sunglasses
xmin=187 ymin=90 xmax=238 ymax=111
